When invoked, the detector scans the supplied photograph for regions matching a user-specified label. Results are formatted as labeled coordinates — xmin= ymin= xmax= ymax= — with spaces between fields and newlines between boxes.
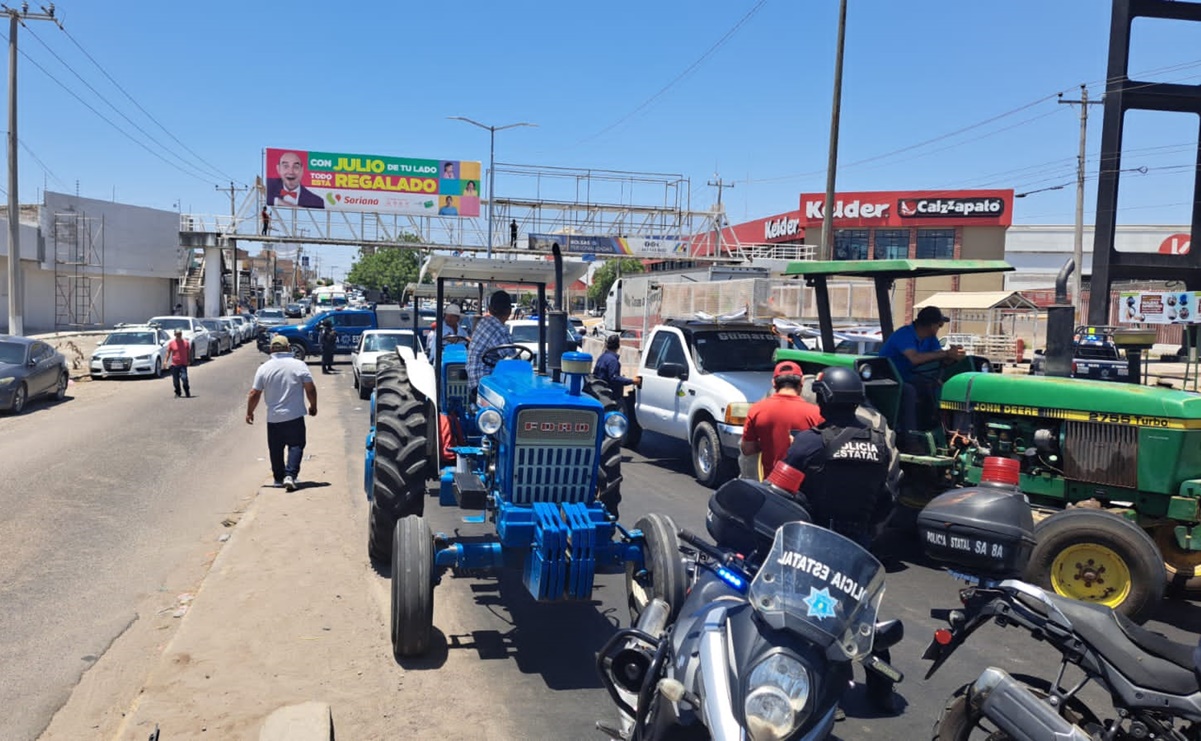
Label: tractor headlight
xmin=604 ymin=411 xmax=628 ymax=439
xmin=477 ymin=408 xmax=503 ymax=436
xmin=724 ymin=402 xmax=752 ymax=425
xmin=744 ymin=653 xmax=811 ymax=741
xmin=858 ymin=363 xmax=873 ymax=381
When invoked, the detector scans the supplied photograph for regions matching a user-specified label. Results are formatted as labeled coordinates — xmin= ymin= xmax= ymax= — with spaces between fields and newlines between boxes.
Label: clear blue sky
xmin=9 ymin=1 xmax=1201 ymax=278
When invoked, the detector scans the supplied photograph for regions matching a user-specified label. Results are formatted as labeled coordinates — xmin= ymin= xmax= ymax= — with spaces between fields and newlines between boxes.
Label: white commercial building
xmin=0 ymin=191 xmax=187 ymax=332
xmin=1004 ymin=224 xmax=1191 ymax=291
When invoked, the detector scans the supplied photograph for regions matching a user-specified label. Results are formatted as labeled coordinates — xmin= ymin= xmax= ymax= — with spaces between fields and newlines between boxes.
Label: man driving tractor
xmin=879 ymin=305 xmax=964 ymax=437
xmin=465 ymin=290 xmax=516 ymax=399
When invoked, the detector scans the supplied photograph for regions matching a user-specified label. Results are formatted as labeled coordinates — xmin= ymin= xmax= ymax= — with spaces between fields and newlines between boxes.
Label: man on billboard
xmin=438 ymin=196 xmax=458 ymax=216
xmin=266 ymin=151 xmax=325 ymax=209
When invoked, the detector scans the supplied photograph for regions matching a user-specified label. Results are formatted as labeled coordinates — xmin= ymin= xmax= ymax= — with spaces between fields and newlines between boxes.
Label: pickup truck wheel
xmin=372 ymin=360 xmax=428 ymax=560
xmin=289 ymin=343 xmax=307 ymax=362
xmin=691 ymin=421 xmax=733 ymax=489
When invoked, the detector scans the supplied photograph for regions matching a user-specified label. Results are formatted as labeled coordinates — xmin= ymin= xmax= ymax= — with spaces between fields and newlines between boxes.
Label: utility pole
xmin=820 ymin=0 xmax=848 ymax=262
xmin=4 ymin=3 xmax=60 ymax=336
xmin=1058 ymin=85 xmax=1103 ymax=322
xmin=707 ymin=176 xmax=734 ymax=256
xmin=215 ymin=181 xmax=247 ymax=313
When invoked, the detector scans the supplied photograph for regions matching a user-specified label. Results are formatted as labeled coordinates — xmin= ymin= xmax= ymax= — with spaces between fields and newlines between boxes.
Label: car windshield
xmin=692 ymin=330 xmax=779 ymax=372
xmin=154 ymin=318 xmax=191 ymax=331
xmin=260 ymin=310 xmax=284 ymax=319
xmin=509 ymin=325 xmax=540 ymax=343
xmin=287 ymin=304 xmax=301 ymax=311
xmin=0 ymin=340 xmax=26 ymax=365
xmin=104 ymin=332 xmax=157 ymax=346
xmin=200 ymin=321 xmax=221 ymax=331
xmin=749 ymin=521 xmax=886 ymax=661
xmin=362 ymin=333 xmax=414 ymax=352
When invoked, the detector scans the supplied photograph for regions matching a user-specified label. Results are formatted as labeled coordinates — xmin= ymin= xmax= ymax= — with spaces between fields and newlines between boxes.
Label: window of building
xmin=916 ymin=229 xmax=956 ymax=259
xmin=873 ymin=229 xmax=910 ymax=260
xmin=833 ymin=229 xmax=870 ymax=260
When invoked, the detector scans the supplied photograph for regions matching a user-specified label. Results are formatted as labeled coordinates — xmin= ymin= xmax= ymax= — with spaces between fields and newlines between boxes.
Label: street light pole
xmin=448 ymin=117 xmax=537 ymax=259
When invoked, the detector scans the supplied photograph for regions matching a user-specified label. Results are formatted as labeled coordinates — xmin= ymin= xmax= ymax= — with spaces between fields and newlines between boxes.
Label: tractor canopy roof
xmin=421 ymin=255 xmax=589 ymax=288
xmin=783 ymin=258 xmax=1013 ymax=281
xmin=943 ymin=372 xmax=1201 ymax=422
xmin=403 ymin=282 xmax=484 ymax=302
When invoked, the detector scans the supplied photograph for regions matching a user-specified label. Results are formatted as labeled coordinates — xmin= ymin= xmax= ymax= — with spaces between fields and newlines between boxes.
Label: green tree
xmin=346 ymin=247 xmax=425 ymax=293
xmin=587 ymin=258 xmax=644 ymax=305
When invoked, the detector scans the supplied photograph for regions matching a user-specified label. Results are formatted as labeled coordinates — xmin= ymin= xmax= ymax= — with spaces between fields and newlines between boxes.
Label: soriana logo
xmin=798 ymin=190 xmax=1013 ymax=227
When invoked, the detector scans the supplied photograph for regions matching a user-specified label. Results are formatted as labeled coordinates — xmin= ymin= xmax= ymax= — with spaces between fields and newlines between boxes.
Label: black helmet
xmin=812 ymin=366 xmax=864 ymax=410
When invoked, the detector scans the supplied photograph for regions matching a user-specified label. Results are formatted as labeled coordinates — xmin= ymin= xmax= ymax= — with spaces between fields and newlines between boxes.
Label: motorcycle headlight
xmin=603 ymin=411 xmax=628 ymax=439
xmin=477 ymin=408 xmax=502 ymax=436
xmin=744 ymin=654 xmax=811 ymax=741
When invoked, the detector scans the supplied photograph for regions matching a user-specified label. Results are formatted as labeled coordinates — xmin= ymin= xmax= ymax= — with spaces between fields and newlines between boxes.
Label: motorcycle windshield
xmin=748 ymin=521 xmax=886 ymax=661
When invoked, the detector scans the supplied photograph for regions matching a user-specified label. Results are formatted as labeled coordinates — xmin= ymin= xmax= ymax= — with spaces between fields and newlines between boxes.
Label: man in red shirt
xmin=740 ymin=360 xmax=822 ymax=477
xmin=166 ymin=328 xmax=191 ymax=398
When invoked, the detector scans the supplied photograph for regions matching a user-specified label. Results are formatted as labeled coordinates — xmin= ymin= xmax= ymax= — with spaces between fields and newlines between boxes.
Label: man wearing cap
xmin=740 ymin=360 xmax=824 ymax=476
xmin=466 ymin=290 xmax=516 ymax=398
xmin=879 ymin=305 xmax=965 ymax=434
xmin=165 ymin=328 xmax=191 ymax=398
xmin=426 ymin=303 xmax=467 ymax=360
xmin=246 ymin=334 xmax=318 ymax=491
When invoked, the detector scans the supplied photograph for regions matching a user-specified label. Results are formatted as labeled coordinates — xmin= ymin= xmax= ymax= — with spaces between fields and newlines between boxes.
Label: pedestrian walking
xmin=166 ymin=328 xmax=191 ymax=398
xmin=246 ymin=335 xmax=317 ymax=491
xmin=320 ymin=319 xmax=337 ymax=373
xmin=260 ymin=206 xmax=271 ymax=236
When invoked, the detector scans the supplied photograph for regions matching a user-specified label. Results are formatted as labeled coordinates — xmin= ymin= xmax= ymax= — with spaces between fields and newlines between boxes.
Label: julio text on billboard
xmin=265 ymin=148 xmax=482 ymax=217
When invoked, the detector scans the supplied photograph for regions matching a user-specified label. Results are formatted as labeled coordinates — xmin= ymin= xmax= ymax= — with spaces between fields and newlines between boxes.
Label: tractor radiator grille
xmin=512 ymin=444 xmax=596 ymax=505
xmin=1063 ymin=421 xmax=1138 ymax=489
xmin=445 ymin=363 xmax=469 ymax=411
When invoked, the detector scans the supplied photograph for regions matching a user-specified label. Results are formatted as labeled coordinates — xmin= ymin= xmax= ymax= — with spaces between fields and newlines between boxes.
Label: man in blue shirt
xmin=593 ymin=333 xmax=633 ymax=401
xmin=879 ymin=305 xmax=963 ymax=433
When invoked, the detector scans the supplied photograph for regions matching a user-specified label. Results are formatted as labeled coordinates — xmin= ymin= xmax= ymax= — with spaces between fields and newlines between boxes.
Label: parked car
xmin=198 ymin=319 xmax=233 ymax=355
xmin=285 ymin=303 xmax=304 ymax=319
xmin=0 ymin=335 xmax=69 ymax=414
xmin=217 ymin=317 xmax=244 ymax=346
xmin=255 ymin=308 xmax=289 ymax=335
xmin=351 ymin=329 xmax=422 ymax=399
xmin=568 ymin=316 xmax=584 ymax=343
xmin=147 ymin=316 xmax=213 ymax=362
xmin=1029 ymin=326 xmax=1130 ymax=382
xmin=221 ymin=315 xmax=252 ymax=345
xmin=90 ymin=326 xmax=171 ymax=379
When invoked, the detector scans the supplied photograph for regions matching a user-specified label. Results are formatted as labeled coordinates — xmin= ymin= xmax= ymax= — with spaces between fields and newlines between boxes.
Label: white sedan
xmin=352 ymin=330 xmax=423 ymax=400
xmin=505 ymin=319 xmax=580 ymax=364
xmin=90 ymin=326 xmax=172 ymax=379
xmin=147 ymin=316 xmax=213 ymax=362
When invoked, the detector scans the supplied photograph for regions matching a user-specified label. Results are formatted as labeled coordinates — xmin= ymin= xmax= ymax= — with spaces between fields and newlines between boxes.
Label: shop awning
xmin=914 ymin=291 xmax=1040 ymax=312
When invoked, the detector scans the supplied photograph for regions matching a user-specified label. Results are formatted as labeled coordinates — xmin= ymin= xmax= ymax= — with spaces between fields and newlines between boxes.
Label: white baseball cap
xmin=445 ymin=303 xmax=462 ymax=316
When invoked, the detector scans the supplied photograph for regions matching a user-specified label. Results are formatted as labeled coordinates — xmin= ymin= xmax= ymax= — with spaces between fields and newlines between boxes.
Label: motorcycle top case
xmin=706 ymin=478 xmax=813 ymax=557
xmin=916 ymin=483 xmax=1036 ymax=578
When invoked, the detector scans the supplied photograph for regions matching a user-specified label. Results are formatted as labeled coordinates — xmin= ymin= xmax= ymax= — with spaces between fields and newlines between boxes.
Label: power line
xmin=59 ymin=25 xmax=241 ymax=185
xmin=573 ymin=0 xmax=768 ymax=147
xmin=19 ymin=138 xmax=65 ymax=189
xmin=22 ymin=25 xmax=228 ymax=182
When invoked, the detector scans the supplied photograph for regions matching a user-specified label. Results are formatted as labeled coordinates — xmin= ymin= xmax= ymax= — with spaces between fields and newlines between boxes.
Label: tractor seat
xmin=1027 ymin=591 xmax=1199 ymax=696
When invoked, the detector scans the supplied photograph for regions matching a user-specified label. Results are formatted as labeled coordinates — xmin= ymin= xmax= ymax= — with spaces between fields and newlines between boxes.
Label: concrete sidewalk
xmin=39 ymin=404 xmax=399 ymax=741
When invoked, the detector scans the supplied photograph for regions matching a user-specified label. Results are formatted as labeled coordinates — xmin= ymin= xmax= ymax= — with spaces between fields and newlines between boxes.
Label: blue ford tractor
xmin=363 ymin=248 xmax=685 ymax=658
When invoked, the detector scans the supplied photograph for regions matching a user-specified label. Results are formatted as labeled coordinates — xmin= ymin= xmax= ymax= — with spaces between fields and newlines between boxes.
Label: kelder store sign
xmin=796 ymin=190 xmax=1013 ymax=228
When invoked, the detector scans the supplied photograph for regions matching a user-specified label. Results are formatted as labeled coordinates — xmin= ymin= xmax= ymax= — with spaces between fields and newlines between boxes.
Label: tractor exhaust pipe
xmin=1044 ymin=258 xmax=1075 ymax=378
xmin=548 ymin=243 xmax=568 ymax=383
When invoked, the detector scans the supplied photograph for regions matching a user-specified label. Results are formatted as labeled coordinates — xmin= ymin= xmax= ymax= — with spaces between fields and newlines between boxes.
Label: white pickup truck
xmin=625 ymin=320 xmax=779 ymax=487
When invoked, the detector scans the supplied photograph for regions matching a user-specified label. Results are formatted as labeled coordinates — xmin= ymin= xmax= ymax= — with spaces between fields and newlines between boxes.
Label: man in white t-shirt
xmin=246 ymin=334 xmax=318 ymax=490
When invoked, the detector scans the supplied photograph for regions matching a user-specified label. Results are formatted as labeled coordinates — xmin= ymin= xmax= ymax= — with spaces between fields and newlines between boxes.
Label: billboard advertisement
xmin=527 ymin=233 xmax=691 ymax=257
xmin=1119 ymin=290 xmax=1201 ymax=324
xmin=264 ymin=148 xmax=482 ymax=217
xmin=796 ymin=189 xmax=1013 ymax=228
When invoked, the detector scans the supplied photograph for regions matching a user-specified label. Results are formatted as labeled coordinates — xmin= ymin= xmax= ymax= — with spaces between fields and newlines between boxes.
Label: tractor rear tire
xmin=367 ymin=501 xmax=394 ymax=564
xmin=391 ymin=515 xmax=435 ymax=658
xmin=585 ymin=378 xmax=624 ymax=518
xmin=1026 ymin=509 xmax=1165 ymax=624
xmin=1152 ymin=524 xmax=1201 ymax=596
xmin=371 ymin=358 xmax=428 ymax=561
xmin=627 ymin=514 xmax=686 ymax=625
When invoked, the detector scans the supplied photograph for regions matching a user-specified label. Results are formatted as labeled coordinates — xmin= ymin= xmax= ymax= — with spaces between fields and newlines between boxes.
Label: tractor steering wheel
xmin=441 ymin=335 xmax=469 ymax=347
xmin=481 ymin=343 xmax=536 ymax=372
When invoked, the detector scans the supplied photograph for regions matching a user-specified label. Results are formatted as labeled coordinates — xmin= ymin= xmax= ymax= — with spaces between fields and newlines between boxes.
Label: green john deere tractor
xmin=775 ymin=258 xmax=1201 ymax=624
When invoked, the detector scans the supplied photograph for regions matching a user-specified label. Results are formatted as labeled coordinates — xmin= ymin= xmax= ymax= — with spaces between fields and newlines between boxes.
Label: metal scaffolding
xmin=53 ymin=210 xmax=104 ymax=328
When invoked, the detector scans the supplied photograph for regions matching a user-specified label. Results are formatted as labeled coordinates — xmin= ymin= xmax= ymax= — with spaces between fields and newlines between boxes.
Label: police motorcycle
xmin=596 ymin=465 xmax=905 ymax=741
xmin=919 ymin=457 xmax=1201 ymax=740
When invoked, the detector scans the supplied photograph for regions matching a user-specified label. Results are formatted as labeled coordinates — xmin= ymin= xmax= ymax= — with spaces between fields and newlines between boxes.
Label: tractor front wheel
xmin=391 ymin=515 xmax=435 ymax=658
xmin=627 ymin=513 xmax=686 ymax=625
xmin=584 ymin=377 xmax=624 ymax=518
xmin=1026 ymin=509 xmax=1165 ymax=624
xmin=1152 ymin=524 xmax=1201 ymax=596
xmin=370 ymin=357 xmax=428 ymax=561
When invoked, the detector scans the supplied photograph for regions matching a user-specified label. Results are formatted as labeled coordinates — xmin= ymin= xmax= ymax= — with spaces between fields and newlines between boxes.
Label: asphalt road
xmin=0 ymin=342 xmax=271 ymax=741
xmin=7 ymin=342 xmax=1200 ymax=740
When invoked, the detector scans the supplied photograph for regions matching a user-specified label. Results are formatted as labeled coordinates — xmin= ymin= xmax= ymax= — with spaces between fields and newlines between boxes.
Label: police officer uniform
xmin=782 ymin=365 xmax=901 ymax=714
